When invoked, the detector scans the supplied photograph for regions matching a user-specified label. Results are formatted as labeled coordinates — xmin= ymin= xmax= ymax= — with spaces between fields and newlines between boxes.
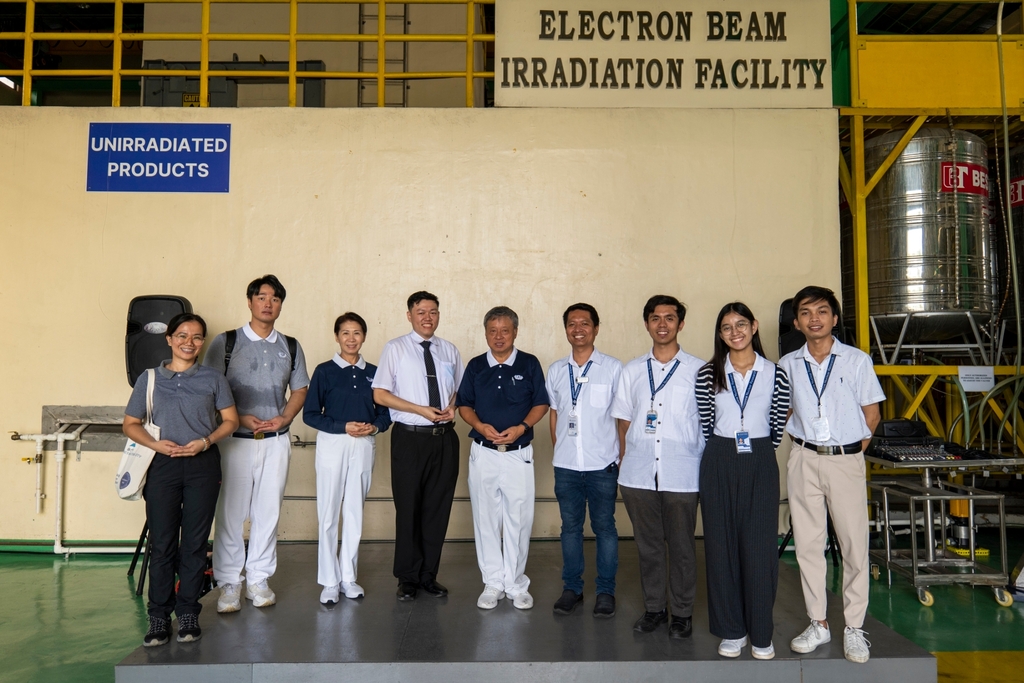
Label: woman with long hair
xmin=123 ymin=313 xmax=238 ymax=647
xmin=695 ymin=302 xmax=790 ymax=660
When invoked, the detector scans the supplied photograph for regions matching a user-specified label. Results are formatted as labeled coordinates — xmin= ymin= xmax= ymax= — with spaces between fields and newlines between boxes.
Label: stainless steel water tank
xmin=865 ymin=127 xmax=996 ymax=341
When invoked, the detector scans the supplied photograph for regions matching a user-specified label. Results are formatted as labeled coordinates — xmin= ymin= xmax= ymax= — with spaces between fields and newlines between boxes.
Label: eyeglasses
xmin=172 ymin=333 xmax=205 ymax=343
xmin=719 ymin=321 xmax=751 ymax=335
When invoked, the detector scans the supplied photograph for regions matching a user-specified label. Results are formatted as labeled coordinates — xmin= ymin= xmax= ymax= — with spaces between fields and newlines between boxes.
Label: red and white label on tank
xmin=940 ymin=162 xmax=989 ymax=196
xmin=1009 ymin=177 xmax=1024 ymax=208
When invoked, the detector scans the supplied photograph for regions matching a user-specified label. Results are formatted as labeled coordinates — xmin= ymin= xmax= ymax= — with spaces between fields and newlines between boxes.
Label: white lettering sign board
xmin=958 ymin=366 xmax=995 ymax=393
xmin=495 ymin=0 xmax=831 ymax=108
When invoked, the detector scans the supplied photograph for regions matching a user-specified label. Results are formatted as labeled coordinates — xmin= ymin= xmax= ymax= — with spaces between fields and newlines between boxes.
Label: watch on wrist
xmin=520 ymin=422 xmax=530 ymax=431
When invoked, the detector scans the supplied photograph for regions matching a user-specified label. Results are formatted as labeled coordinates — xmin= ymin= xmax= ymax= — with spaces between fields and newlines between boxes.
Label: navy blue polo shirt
xmin=303 ymin=355 xmax=392 ymax=435
xmin=456 ymin=348 xmax=548 ymax=448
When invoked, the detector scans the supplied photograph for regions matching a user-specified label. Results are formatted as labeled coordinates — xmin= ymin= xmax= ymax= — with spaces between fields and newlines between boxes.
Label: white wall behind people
xmin=0 ymin=106 xmax=838 ymax=543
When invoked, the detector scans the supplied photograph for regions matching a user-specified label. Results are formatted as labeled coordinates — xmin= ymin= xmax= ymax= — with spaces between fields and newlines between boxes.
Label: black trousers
xmin=620 ymin=485 xmax=699 ymax=617
xmin=143 ymin=447 xmax=221 ymax=620
xmin=390 ymin=426 xmax=460 ymax=584
xmin=699 ymin=435 xmax=779 ymax=648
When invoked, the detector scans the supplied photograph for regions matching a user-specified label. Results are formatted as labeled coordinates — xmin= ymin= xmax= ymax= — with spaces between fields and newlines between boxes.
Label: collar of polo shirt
xmin=569 ymin=348 xmax=605 ymax=369
xmin=333 ymin=353 xmax=366 ymax=370
xmin=158 ymin=359 xmax=201 ymax=378
xmin=244 ymin=322 xmax=279 ymax=344
xmin=799 ymin=335 xmax=844 ymax=363
xmin=486 ymin=347 xmax=518 ymax=367
xmin=725 ymin=352 xmax=765 ymax=378
xmin=643 ymin=346 xmax=688 ymax=365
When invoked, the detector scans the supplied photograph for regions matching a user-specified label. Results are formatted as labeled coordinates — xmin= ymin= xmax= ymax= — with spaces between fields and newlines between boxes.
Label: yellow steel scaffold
xmin=841 ymin=0 xmax=1024 ymax=443
xmin=0 ymin=0 xmax=495 ymax=107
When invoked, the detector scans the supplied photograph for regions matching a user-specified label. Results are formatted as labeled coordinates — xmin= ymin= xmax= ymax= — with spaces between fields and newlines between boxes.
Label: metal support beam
xmin=863 ymin=115 xmax=927 ymax=197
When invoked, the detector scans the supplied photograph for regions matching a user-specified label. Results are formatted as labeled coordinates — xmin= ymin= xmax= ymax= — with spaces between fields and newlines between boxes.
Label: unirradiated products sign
xmin=87 ymin=123 xmax=231 ymax=193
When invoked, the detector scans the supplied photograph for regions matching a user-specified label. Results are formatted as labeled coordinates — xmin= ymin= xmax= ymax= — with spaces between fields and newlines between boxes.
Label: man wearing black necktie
xmin=373 ymin=291 xmax=464 ymax=601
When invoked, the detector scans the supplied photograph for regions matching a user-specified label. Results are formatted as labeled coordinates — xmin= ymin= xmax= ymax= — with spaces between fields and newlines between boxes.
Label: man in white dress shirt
xmin=612 ymin=295 xmax=704 ymax=639
xmin=546 ymin=303 xmax=623 ymax=618
xmin=373 ymin=291 xmax=464 ymax=601
xmin=779 ymin=286 xmax=884 ymax=664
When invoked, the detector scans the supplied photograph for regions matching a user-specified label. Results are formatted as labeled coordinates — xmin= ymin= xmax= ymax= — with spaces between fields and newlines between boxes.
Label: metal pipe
xmin=33 ymin=438 xmax=43 ymax=514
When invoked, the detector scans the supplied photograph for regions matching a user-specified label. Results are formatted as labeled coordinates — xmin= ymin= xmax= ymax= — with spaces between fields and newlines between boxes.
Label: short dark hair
xmin=643 ymin=295 xmax=686 ymax=322
xmin=166 ymin=313 xmax=207 ymax=338
xmin=792 ymin=285 xmax=841 ymax=318
xmin=407 ymin=291 xmax=439 ymax=310
xmin=562 ymin=303 xmax=600 ymax=328
xmin=484 ymin=306 xmax=519 ymax=329
xmin=334 ymin=312 xmax=367 ymax=335
xmin=247 ymin=274 xmax=286 ymax=301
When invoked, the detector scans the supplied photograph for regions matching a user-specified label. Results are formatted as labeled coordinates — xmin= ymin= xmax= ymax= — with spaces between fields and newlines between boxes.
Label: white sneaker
xmin=718 ymin=636 xmax=748 ymax=657
xmin=342 ymin=581 xmax=365 ymax=599
xmin=790 ymin=621 xmax=831 ymax=653
xmin=216 ymin=583 xmax=242 ymax=613
xmin=477 ymin=586 xmax=505 ymax=609
xmin=319 ymin=585 xmax=340 ymax=605
xmin=512 ymin=592 xmax=534 ymax=610
xmin=752 ymin=643 xmax=775 ymax=660
xmin=843 ymin=627 xmax=871 ymax=663
xmin=245 ymin=579 xmax=277 ymax=607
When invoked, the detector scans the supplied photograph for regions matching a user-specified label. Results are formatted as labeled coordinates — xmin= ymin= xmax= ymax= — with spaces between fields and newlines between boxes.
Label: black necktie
xmin=421 ymin=340 xmax=442 ymax=410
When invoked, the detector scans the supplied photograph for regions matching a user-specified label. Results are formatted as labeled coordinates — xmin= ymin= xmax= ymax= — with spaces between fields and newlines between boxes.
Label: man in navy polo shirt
xmin=457 ymin=306 xmax=549 ymax=611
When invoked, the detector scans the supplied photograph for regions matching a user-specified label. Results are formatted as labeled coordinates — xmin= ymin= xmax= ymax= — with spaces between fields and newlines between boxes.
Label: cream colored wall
xmin=0 ymin=106 xmax=839 ymax=544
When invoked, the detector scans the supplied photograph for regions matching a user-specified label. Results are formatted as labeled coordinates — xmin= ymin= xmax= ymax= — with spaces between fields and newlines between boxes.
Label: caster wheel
xmin=917 ymin=588 xmax=934 ymax=607
xmin=871 ymin=564 xmax=880 ymax=581
xmin=995 ymin=588 xmax=1014 ymax=607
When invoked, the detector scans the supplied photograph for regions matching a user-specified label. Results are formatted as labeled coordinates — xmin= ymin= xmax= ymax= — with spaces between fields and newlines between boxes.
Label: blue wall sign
xmin=87 ymin=122 xmax=231 ymax=193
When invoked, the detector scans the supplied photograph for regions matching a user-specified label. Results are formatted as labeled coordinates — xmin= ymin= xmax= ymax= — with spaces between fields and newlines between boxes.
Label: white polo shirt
xmin=713 ymin=354 xmax=776 ymax=439
xmin=779 ymin=337 xmax=885 ymax=446
xmin=545 ymin=349 xmax=623 ymax=472
xmin=611 ymin=347 xmax=705 ymax=493
xmin=372 ymin=330 xmax=464 ymax=426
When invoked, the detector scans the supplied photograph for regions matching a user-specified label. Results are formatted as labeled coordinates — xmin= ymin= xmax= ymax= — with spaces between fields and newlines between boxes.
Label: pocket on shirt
xmin=589 ymin=384 xmax=611 ymax=409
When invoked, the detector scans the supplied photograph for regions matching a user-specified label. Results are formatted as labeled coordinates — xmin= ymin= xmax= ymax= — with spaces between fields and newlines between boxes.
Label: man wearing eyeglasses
xmin=203 ymin=274 xmax=309 ymax=613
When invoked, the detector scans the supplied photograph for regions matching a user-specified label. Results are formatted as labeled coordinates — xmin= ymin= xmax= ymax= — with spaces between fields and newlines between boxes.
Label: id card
xmin=811 ymin=416 xmax=831 ymax=442
xmin=734 ymin=431 xmax=753 ymax=454
xmin=567 ymin=415 xmax=578 ymax=437
xmin=644 ymin=410 xmax=658 ymax=434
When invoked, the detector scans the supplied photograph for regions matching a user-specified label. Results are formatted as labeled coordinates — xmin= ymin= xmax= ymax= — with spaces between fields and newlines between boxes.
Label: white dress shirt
xmin=545 ymin=349 xmax=623 ymax=472
xmin=372 ymin=330 xmax=464 ymax=426
xmin=779 ymin=337 xmax=885 ymax=446
xmin=611 ymin=347 xmax=705 ymax=493
xmin=713 ymin=354 xmax=775 ymax=439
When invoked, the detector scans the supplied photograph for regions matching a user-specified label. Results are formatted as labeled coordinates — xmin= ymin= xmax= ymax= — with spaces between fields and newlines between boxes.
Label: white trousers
xmin=213 ymin=434 xmax=291 ymax=585
xmin=468 ymin=442 xmax=535 ymax=597
xmin=316 ymin=431 xmax=375 ymax=587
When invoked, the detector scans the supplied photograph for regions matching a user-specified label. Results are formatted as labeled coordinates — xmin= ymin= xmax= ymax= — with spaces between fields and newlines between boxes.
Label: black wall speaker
xmin=778 ymin=298 xmax=846 ymax=359
xmin=126 ymin=295 xmax=193 ymax=387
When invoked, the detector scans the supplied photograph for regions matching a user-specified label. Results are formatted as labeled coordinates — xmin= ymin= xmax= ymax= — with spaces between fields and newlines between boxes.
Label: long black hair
xmin=709 ymin=302 xmax=765 ymax=394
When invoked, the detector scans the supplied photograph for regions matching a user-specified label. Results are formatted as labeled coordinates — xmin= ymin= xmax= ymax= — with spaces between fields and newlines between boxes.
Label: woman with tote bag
xmin=122 ymin=313 xmax=238 ymax=647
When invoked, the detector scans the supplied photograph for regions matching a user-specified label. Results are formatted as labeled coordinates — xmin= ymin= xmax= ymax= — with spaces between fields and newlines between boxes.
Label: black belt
xmin=474 ymin=439 xmax=528 ymax=453
xmin=793 ymin=436 xmax=862 ymax=455
xmin=395 ymin=422 xmax=455 ymax=436
xmin=232 ymin=430 xmax=289 ymax=440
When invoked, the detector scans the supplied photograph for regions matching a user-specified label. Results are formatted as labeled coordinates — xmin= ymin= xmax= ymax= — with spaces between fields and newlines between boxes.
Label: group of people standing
xmin=123 ymin=276 xmax=884 ymax=667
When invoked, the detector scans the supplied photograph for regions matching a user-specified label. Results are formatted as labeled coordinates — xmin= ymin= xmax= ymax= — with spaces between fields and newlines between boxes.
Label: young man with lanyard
xmin=456 ymin=306 xmax=549 ymax=610
xmin=373 ymin=291 xmax=463 ymax=601
xmin=779 ymin=286 xmax=884 ymax=664
xmin=611 ymin=295 xmax=705 ymax=638
xmin=545 ymin=303 xmax=623 ymax=618
xmin=204 ymin=274 xmax=310 ymax=612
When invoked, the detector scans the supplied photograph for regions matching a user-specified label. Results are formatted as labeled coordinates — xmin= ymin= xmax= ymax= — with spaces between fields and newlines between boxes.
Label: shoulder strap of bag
xmin=286 ymin=335 xmax=298 ymax=372
xmin=145 ymin=368 xmax=156 ymax=423
xmin=224 ymin=329 xmax=237 ymax=372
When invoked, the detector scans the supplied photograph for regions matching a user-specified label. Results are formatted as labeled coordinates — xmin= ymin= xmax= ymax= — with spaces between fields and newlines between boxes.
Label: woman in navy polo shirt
xmin=304 ymin=312 xmax=391 ymax=604
xmin=123 ymin=313 xmax=238 ymax=648
xmin=695 ymin=302 xmax=790 ymax=661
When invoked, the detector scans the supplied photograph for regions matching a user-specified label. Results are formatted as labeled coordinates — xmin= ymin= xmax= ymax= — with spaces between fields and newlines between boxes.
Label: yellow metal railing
xmin=0 ymin=0 xmax=495 ymax=107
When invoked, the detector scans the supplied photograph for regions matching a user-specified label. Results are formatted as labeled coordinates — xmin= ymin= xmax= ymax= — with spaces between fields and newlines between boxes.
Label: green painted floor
xmin=1 ymin=530 xmax=1022 ymax=683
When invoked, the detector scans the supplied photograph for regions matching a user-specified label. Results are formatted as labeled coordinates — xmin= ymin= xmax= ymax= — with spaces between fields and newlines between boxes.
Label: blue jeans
xmin=554 ymin=464 xmax=619 ymax=596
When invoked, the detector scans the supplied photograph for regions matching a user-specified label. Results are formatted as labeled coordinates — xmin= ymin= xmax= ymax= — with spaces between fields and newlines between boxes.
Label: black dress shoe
xmin=553 ymin=589 xmax=583 ymax=615
xmin=669 ymin=615 xmax=693 ymax=639
xmin=633 ymin=610 xmax=668 ymax=633
xmin=420 ymin=580 xmax=448 ymax=598
xmin=593 ymin=593 xmax=615 ymax=618
xmin=396 ymin=582 xmax=418 ymax=601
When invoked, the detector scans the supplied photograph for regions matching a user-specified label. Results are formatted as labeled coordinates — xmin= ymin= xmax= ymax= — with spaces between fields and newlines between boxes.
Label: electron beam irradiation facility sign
xmin=87 ymin=123 xmax=231 ymax=193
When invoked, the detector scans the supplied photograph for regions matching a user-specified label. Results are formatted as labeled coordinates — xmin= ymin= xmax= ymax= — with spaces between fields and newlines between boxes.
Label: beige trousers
xmin=787 ymin=442 xmax=870 ymax=628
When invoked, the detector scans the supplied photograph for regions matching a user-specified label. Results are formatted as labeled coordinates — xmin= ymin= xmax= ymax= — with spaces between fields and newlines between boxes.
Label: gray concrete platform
xmin=116 ymin=540 xmax=936 ymax=683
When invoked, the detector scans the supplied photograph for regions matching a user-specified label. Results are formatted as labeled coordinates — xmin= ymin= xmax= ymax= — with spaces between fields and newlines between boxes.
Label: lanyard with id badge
xmin=645 ymin=359 xmax=680 ymax=434
xmin=728 ymin=370 xmax=758 ymax=453
xmin=566 ymin=360 xmax=593 ymax=437
xmin=804 ymin=354 xmax=837 ymax=442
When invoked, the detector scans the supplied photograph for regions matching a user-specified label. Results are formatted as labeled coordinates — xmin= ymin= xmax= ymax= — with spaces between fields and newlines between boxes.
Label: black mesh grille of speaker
xmin=125 ymin=295 xmax=193 ymax=387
